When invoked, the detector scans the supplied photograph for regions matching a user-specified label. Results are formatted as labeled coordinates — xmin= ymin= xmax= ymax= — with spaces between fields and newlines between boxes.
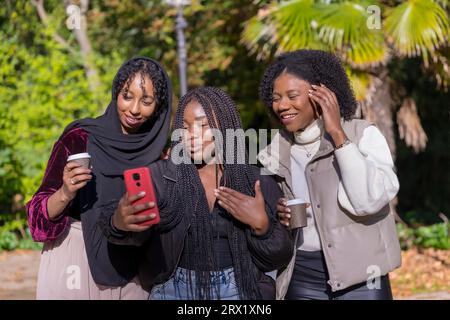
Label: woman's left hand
xmin=308 ymin=83 xmax=347 ymax=146
xmin=214 ymin=180 xmax=269 ymax=236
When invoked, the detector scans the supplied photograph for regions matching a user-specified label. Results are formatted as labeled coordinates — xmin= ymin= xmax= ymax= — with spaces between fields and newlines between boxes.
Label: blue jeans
xmin=149 ymin=267 xmax=240 ymax=300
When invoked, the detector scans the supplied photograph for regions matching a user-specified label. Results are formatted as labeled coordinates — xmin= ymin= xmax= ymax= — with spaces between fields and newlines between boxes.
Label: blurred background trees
xmin=0 ymin=0 xmax=448 ymax=250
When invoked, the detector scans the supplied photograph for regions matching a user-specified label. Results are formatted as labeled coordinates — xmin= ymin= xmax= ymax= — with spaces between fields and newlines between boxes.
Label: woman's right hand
xmin=277 ymin=197 xmax=291 ymax=227
xmin=61 ymin=162 xmax=92 ymax=202
xmin=112 ymin=192 xmax=157 ymax=232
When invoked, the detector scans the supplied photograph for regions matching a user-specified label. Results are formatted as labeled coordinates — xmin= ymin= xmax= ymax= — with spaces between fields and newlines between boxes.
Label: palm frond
xmin=317 ymin=1 xmax=388 ymax=67
xmin=384 ymin=0 xmax=449 ymax=64
xmin=346 ymin=67 xmax=373 ymax=101
xmin=241 ymin=13 xmax=278 ymax=60
xmin=428 ymin=47 xmax=450 ymax=89
xmin=271 ymin=0 xmax=325 ymax=53
xmin=241 ymin=0 xmax=326 ymax=58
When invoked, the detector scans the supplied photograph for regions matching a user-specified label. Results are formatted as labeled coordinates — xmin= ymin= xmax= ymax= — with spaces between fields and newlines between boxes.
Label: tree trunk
xmin=32 ymin=0 xmax=100 ymax=95
xmin=361 ymin=68 xmax=408 ymax=225
xmin=64 ymin=0 xmax=100 ymax=93
xmin=361 ymin=69 xmax=396 ymax=159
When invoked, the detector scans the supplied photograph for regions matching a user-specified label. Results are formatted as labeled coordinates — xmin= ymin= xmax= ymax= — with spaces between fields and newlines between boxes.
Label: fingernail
xmin=149 ymin=214 xmax=156 ymax=219
xmin=311 ymin=84 xmax=317 ymax=88
xmin=219 ymin=187 xmax=224 ymax=191
xmin=286 ymin=208 xmax=291 ymax=213
xmin=148 ymin=202 xmax=155 ymax=207
xmin=139 ymin=191 xmax=146 ymax=196
xmin=286 ymin=214 xmax=291 ymax=218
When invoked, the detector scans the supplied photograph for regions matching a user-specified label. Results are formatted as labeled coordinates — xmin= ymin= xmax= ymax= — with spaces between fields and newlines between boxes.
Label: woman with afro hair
xmin=27 ymin=57 xmax=172 ymax=299
xmin=257 ymin=50 xmax=401 ymax=300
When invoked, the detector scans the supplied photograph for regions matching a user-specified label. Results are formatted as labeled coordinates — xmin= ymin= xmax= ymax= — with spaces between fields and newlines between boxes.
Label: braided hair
xmin=162 ymin=87 xmax=262 ymax=299
xmin=259 ymin=50 xmax=357 ymax=120
xmin=112 ymin=57 xmax=170 ymax=118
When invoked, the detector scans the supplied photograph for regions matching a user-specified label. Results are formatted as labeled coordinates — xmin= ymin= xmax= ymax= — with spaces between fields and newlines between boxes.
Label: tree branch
xmin=64 ymin=0 xmax=100 ymax=92
xmin=30 ymin=0 xmax=77 ymax=55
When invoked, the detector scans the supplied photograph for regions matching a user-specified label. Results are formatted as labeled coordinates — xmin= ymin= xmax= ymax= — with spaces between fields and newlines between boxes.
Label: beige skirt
xmin=36 ymin=219 xmax=148 ymax=300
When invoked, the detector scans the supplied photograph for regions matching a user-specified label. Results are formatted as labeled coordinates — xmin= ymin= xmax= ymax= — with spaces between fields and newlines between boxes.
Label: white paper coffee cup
xmin=67 ymin=152 xmax=91 ymax=169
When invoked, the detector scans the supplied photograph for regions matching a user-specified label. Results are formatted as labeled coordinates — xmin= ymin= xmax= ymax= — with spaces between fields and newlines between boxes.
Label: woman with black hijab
xmin=26 ymin=57 xmax=171 ymax=299
xmin=99 ymin=87 xmax=294 ymax=300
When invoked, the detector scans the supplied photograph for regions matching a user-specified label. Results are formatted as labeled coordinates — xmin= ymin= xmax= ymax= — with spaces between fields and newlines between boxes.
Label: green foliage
xmin=0 ymin=0 xmax=269 ymax=216
xmin=0 ymin=229 xmax=43 ymax=251
xmin=0 ymin=0 xmax=113 ymax=211
xmin=242 ymin=0 xmax=449 ymax=68
xmin=396 ymin=222 xmax=450 ymax=250
xmin=384 ymin=0 xmax=449 ymax=61
xmin=414 ymin=223 xmax=450 ymax=250
xmin=0 ymin=230 xmax=19 ymax=251
xmin=0 ymin=216 xmax=42 ymax=251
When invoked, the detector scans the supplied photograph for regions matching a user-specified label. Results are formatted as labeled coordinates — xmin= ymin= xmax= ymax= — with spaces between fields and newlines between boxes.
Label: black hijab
xmin=64 ymin=57 xmax=171 ymax=286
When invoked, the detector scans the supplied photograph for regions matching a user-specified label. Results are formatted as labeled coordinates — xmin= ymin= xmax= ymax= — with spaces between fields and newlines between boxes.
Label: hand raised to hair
xmin=308 ymin=84 xmax=347 ymax=146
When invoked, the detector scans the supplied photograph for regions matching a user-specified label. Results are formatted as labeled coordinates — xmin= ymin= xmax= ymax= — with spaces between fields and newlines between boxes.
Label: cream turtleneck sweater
xmin=291 ymin=120 xmax=323 ymax=251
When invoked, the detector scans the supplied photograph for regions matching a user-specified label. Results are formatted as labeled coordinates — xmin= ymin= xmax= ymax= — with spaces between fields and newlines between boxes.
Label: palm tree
xmin=241 ymin=0 xmax=449 ymax=157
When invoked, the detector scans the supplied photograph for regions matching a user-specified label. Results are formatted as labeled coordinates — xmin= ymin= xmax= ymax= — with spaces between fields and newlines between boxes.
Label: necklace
xmin=293 ymin=119 xmax=323 ymax=158
xmin=299 ymin=143 xmax=316 ymax=158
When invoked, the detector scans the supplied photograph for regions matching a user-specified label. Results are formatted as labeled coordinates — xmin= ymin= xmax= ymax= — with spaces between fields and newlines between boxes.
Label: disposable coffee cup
xmin=67 ymin=152 xmax=91 ymax=169
xmin=286 ymin=199 xmax=308 ymax=229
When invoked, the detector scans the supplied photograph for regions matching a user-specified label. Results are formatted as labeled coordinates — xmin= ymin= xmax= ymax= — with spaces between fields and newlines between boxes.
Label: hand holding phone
xmin=112 ymin=167 xmax=160 ymax=232
xmin=112 ymin=192 xmax=156 ymax=232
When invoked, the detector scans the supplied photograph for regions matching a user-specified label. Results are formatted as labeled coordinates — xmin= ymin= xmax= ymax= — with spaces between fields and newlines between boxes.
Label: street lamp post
xmin=165 ymin=0 xmax=190 ymax=97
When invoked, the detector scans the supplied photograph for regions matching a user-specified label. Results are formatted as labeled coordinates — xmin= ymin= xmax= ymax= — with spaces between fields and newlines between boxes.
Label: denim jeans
xmin=149 ymin=267 xmax=240 ymax=300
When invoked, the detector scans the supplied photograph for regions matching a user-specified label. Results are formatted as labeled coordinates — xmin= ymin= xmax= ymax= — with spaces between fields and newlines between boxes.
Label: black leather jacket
xmin=98 ymin=159 xmax=294 ymax=294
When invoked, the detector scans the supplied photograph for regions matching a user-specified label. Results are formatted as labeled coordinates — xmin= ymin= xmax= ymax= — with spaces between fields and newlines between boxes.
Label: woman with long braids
xmin=257 ymin=50 xmax=401 ymax=300
xmin=26 ymin=57 xmax=172 ymax=299
xmin=98 ymin=87 xmax=293 ymax=300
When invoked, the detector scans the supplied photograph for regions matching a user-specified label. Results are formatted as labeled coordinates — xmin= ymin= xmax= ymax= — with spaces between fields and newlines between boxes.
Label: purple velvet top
xmin=26 ymin=127 xmax=88 ymax=242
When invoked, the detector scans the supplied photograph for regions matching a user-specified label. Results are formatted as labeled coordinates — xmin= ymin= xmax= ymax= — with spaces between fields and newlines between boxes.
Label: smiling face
xmin=117 ymin=74 xmax=156 ymax=134
xmin=272 ymin=72 xmax=319 ymax=132
xmin=182 ymin=100 xmax=217 ymax=164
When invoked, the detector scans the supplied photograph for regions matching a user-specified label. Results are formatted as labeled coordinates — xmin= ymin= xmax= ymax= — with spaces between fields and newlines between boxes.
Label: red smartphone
xmin=123 ymin=167 xmax=160 ymax=226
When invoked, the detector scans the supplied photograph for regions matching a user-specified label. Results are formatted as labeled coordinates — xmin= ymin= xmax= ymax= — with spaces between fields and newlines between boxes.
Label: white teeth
xmin=281 ymin=114 xmax=297 ymax=119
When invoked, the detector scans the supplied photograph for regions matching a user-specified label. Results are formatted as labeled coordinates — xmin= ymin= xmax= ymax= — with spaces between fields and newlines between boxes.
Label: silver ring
xmin=70 ymin=178 xmax=76 ymax=185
